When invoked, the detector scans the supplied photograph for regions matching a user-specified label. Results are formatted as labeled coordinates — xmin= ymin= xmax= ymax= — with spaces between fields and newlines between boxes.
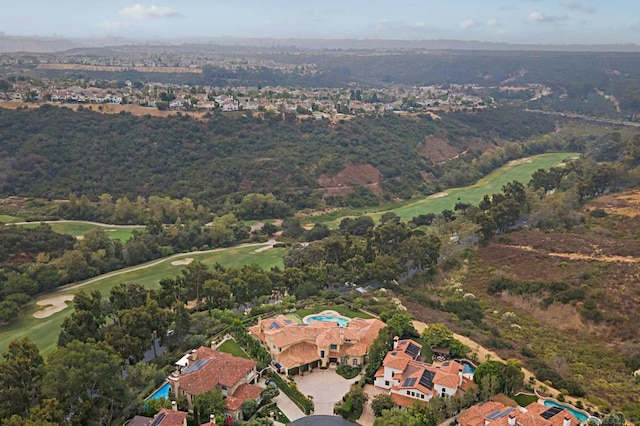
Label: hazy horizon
xmin=1 ymin=0 xmax=638 ymax=46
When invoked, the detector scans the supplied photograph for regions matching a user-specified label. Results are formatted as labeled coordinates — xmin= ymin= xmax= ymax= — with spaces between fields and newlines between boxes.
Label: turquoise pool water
xmin=146 ymin=382 xmax=171 ymax=401
xmin=305 ymin=314 xmax=350 ymax=327
xmin=460 ymin=360 xmax=476 ymax=375
xmin=543 ymin=400 xmax=589 ymax=423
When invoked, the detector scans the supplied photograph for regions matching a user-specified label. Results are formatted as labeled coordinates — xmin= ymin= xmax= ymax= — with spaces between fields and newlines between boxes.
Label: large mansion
xmin=374 ymin=338 xmax=473 ymax=407
xmin=458 ymin=401 xmax=580 ymax=426
xmin=168 ymin=347 xmax=263 ymax=421
xmin=249 ymin=314 xmax=386 ymax=376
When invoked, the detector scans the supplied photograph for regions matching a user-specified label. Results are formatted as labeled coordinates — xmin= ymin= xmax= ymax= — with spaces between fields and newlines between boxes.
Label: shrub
xmin=270 ymin=373 xmax=313 ymax=415
xmin=336 ymin=364 xmax=362 ymax=379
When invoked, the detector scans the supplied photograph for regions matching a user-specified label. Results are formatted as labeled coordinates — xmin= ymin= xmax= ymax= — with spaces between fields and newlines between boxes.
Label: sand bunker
xmin=33 ymin=294 xmax=75 ymax=319
xmin=171 ymin=257 xmax=194 ymax=266
xmin=431 ymin=192 xmax=448 ymax=199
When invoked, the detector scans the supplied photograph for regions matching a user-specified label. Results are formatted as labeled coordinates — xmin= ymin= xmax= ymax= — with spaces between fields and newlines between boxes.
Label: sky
xmin=1 ymin=0 xmax=639 ymax=45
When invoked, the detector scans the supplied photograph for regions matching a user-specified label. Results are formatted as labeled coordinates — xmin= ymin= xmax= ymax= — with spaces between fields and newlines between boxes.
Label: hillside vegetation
xmin=0 ymin=105 xmax=555 ymax=210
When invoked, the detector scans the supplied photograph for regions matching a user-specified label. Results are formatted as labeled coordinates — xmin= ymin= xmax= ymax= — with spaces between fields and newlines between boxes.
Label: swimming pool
xmin=460 ymin=359 xmax=476 ymax=375
xmin=543 ymin=399 xmax=594 ymax=424
xmin=303 ymin=311 xmax=350 ymax=327
xmin=146 ymin=382 xmax=171 ymax=401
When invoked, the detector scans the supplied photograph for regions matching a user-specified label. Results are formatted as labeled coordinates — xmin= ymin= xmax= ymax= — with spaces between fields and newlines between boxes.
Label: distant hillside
xmin=0 ymin=105 xmax=555 ymax=208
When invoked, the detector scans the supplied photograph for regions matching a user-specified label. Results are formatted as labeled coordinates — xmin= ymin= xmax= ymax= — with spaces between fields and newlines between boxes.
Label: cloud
xmin=486 ymin=18 xmax=499 ymax=26
xmin=563 ymin=0 xmax=595 ymax=14
xmin=119 ymin=4 xmax=180 ymax=19
xmin=96 ymin=20 xmax=131 ymax=30
xmin=459 ymin=19 xmax=477 ymax=29
xmin=527 ymin=12 xmax=568 ymax=23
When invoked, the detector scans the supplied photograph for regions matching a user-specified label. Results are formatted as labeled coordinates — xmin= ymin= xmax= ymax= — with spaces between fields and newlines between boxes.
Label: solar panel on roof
xmin=443 ymin=361 xmax=450 ymax=366
xmin=540 ymin=407 xmax=563 ymax=420
xmin=419 ymin=370 xmax=435 ymax=389
xmin=183 ymin=358 xmax=210 ymax=374
xmin=402 ymin=377 xmax=417 ymax=387
xmin=487 ymin=408 xmax=515 ymax=420
xmin=271 ymin=322 xmax=281 ymax=329
xmin=150 ymin=412 xmax=166 ymax=426
xmin=284 ymin=319 xmax=293 ymax=324
xmin=406 ymin=343 xmax=420 ymax=358
xmin=486 ymin=411 xmax=501 ymax=420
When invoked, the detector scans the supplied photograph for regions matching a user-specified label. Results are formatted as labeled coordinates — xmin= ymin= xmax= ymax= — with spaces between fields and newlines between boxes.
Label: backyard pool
xmin=542 ymin=399 xmax=598 ymax=424
xmin=460 ymin=359 xmax=477 ymax=375
xmin=146 ymin=382 xmax=171 ymax=401
xmin=303 ymin=310 xmax=351 ymax=327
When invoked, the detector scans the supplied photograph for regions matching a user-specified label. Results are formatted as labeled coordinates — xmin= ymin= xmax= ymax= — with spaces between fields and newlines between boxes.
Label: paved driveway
xmin=294 ymin=370 xmax=360 ymax=415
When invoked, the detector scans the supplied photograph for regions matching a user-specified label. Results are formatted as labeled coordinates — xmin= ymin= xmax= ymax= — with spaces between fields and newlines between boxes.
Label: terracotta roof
xmin=178 ymin=348 xmax=256 ymax=396
xmin=224 ymin=383 xmax=263 ymax=411
xmin=374 ymin=366 xmax=385 ymax=378
xmin=458 ymin=401 xmax=580 ymax=426
xmin=382 ymin=351 xmax=413 ymax=371
xmin=151 ymin=408 xmax=188 ymax=426
xmin=128 ymin=415 xmax=152 ymax=426
xmin=277 ymin=342 xmax=320 ymax=369
xmin=390 ymin=392 xmax=424 ymax=408
xmin=252 ymin=315 xmax=386 ymax=367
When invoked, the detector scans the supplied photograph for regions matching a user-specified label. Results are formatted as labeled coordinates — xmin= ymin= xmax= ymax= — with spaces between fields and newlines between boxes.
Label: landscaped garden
xmin=514 ymin=392 xmax=538 ymax=407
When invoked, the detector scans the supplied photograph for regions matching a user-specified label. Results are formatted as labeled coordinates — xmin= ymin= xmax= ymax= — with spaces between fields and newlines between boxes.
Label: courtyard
xmin=294 ymin=369 xmax=360 ymax=415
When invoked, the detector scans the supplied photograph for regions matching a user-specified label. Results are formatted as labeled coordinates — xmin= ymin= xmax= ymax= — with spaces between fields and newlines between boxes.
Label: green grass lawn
xmin=217 ymin=338 xmax=250 ymax=359
xmin=0 ymin=244 xmax=285 ymax=356
xmin=0 ymin=214 xmax=23 ymax=223
xmin=285 ymin=314 xmax=303 ymax=324
xmin=514 ymin=392 xmax=538 ymax=407
xmin=18 ymin=221 xmax=142 ymax=242
xmin=312 ymin=153 xmax=579 ymax=228
xmin=295 ymin=305 xmax=374 ymax=319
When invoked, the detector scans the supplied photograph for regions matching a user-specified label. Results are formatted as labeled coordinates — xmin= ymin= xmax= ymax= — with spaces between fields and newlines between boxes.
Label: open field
xmin=14 ymin=220 xmax=144 ymax=241
xmin=310 ymin=153 xmax=579 ymax=228
xmin=0 ymin=244 xmax=285 ymax=356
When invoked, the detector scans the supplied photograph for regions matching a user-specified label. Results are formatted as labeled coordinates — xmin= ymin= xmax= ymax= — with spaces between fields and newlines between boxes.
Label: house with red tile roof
xmin=373 ymin=338 xmax=473 ymax=407
xmin=168 ymin=347 xmax=262 ymax=421
xmin=128 ymin=404 xmax=188 ymax=426
xmin=249 ymin=314 xmax=386 ymax=376
xmin=457 ymin=401 xmax=580 ymax=426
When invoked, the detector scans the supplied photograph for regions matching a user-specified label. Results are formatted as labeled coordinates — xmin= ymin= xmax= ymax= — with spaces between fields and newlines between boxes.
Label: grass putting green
xmin=312 ymin=153 xmax=579 ymax=228
xmin=0 ymin=244 xmax=285 ymax=357
xmin=17 ymin=221 xmax=142 ymax=242
xmin=217 ymin=338 xmax=250 ymax=359
xmin=514 ymin=393 xmax=538 ymax=407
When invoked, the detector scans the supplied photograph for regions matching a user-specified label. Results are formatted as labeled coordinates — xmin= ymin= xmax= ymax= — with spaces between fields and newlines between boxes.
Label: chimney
xmin=485 ymin=420 xmax=491 ymax=426
xmin=210 ymin=414 xmax=216 ymax=424
xmin=171 ymin=401 xmax=177 ymax=411
xmin=508 ymin=414 xmax=516 ymax=426
xmin=563 ymin=416 xmax=571 ymax=426
xmin=191 ymin=348 xmax=198 ymax=361
xmin=393 ymin=336 xmax=399 ymax=349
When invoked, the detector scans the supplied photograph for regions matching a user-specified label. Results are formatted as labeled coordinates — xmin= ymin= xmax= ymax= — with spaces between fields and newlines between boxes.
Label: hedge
xmin=270 ymin=373 xmax=314 ymax=415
